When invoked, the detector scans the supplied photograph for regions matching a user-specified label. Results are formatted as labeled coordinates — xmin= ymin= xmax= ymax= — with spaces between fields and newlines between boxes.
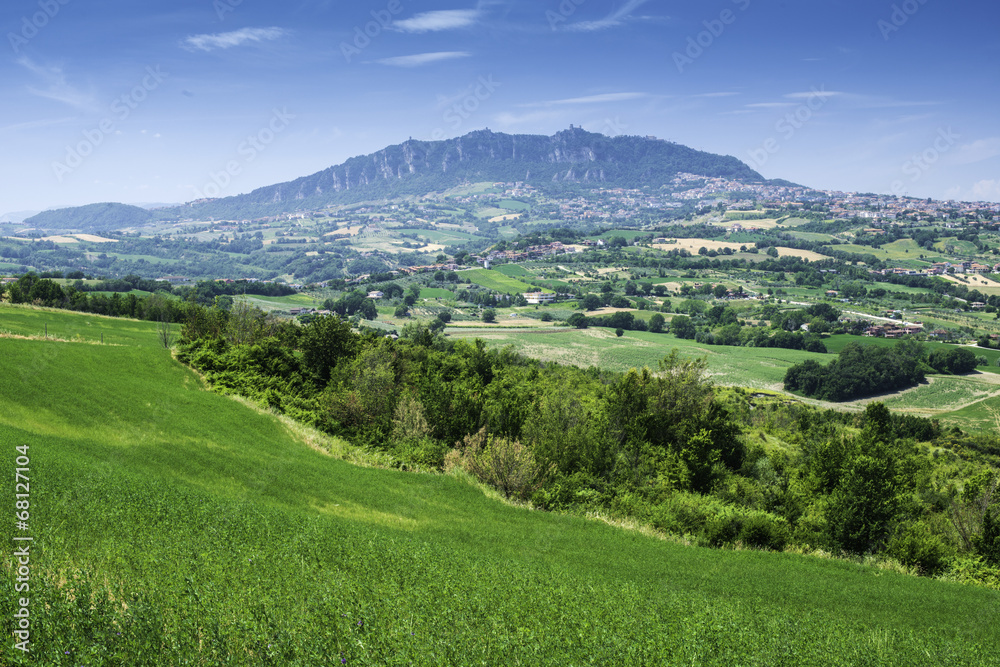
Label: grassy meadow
xmin=1 ymin=308 xmax=999 ymax=663
xmin=448 ymin=327 xmax=824 ymax=389
xmin=462 ymin=268 xmax=544 ymax=294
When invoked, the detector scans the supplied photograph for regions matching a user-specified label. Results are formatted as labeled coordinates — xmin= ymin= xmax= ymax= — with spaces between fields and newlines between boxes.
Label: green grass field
xmin=0 ymin=304 xmax=162 ymax=347
xmin=419 ymin=287 xmax=455 ymax=300
xmin=462 ymin=268 xmax=544 ymax=295
xmin=498 ymin=199 xmax=530 ymax=211
xmin=395 ymin=228 xmax=483 ymax=244
xmin=493 ymin=263 xmax=530 ymax=277
xmin=2 ymin=325 xmax=1000 ymax=664
xmin=448 ymin=327 xmax=824 ymax=388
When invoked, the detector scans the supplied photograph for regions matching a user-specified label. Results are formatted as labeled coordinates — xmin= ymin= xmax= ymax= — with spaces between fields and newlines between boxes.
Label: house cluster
xmin=863 ymin=322 xmax=924 ymax=338
xmin=727 ymin=223 xmax=763 ymax=234
xmin=289 ymin=307 xmax=331 ymax=316
xmin=477 ymin=241 xmax=574 ymax=265
xmin=875 ymin=260 xmax=999 ymax=278
xmin=397 ymin=262 xmax=462 ymax=275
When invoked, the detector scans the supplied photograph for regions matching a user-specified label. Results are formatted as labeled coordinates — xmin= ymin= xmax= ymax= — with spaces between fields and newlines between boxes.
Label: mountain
xmin=0 ymin=210 xmax=41 ymax=224
xmin=165 ymin=127 xmax=768 ymax=220
xmin=24 ymin=202 xmax=154 ymax=232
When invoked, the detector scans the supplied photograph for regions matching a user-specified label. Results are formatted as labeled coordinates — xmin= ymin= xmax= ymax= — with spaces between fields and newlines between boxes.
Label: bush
xmin=940 ymin=556 xmax=1000 ymax=590
xmin=885 ymin=522 xmax=954 ymax=575
xmin=449 ymin=428 xmax=552 ymax=501
xmin=704 ymin=508 xmax=789 ymax=551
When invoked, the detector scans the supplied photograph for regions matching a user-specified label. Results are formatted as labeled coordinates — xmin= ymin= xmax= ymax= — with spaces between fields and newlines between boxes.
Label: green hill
xmin=1 ymin=308 xmax=999 ymax=663
xmin=23 ymin=202 xmax=153 ymax=232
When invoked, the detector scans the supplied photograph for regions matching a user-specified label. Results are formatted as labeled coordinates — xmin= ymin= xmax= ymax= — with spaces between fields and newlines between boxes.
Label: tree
xmin=615 ymin=328 xmax=624 ymax=337
xmin=581 ymin=294 xmax=603 ymax=311
xmin=827 ymin=449 xmax=903 ymax=554
xmin=670 ymin=315 xmax=696 ymax=339
xmin=300 ymin=314 xmax=356 ymax=384
xmin=482 ymin=309 xmax=496 ymax=323
xmin=157 ymin=318 xmax=174 ymax=349
xmin=567 ymin=313 xmax=588 ymax=329
xmin=648 ymin=313 xmax=665 ymax=333
xmin=713 ymin=284 xmax=728 ymax=299
xmin=609 ymin=295 xmax=630 ymax=309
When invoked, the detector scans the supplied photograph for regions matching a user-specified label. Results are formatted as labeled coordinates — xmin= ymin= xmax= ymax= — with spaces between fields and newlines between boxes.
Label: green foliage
xmin=980 ymin=507 xmax=1000 ymax=566
xmin=449 ymin=427 xmax=551 ymax=501
xmin=670 ymin=315 xmax=696 ymax=339
xmin=928 ymin=346 xmax=978 ymax=374
xmin=24 ymin=202 xmax=153 ymax=231
xmin=886 ymin=522 xmax=955 ymax=575
xmin=784 ymin=340 xmax=926 ymax=401
xmin=299 ymin=313 xmax=356 ymax=384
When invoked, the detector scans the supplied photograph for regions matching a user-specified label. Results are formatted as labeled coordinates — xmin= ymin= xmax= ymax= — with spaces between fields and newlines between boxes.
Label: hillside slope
xmin=0 ymin=316 xmax=997 ymax=663
xmin=23 ymin=202 xmax=153 ymax=233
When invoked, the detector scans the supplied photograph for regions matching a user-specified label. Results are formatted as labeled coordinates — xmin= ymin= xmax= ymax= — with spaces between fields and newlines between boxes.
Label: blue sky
xmin=2 ymin=0 xmax=998 ymax=213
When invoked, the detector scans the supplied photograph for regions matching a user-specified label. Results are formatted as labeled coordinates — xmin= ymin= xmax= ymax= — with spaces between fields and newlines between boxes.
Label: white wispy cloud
xmin=564 ymin=0 xmax=651 ymax=32
xmin=951 ymin=138 xmax=1000 ymax=165
xmin=373 ymin=51 xmax=471 ymax=67
xmin=16 ymin=57 xmax=98 ymax=112
xmin=785 ymin=89 xmax=842 ymax=101
xmin=183 ymin=27 xmax=288 ymax=52
xmin=0 ymin=116 xmax=76 ymax=133
xmin=694 ymin=92 xmax=740 ymax=98
xmin=524 ymin=92 xmax=650 ymax=107
xmin=971 ymin=179 xmax=1000 ymax=200
xmin=745 ymin=102 xmax=796 ymax=109
xmin=393 ymin=9 xmax=480 ymax=33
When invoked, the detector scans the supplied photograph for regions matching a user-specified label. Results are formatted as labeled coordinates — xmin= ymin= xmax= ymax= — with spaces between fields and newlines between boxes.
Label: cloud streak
xmin=393 ymin=9 xmax=480 ymax=33
xmin=524 ymin=92 xmax=650 ymax=107
xmin=183 ymin=27 xmax=288 ymax=52
xmin=373 ymin=51 xmax=471 ymax=67
xmin=564 ymin=0 xmax=650 ymax=32
xmin=16 ymin=57 xmax=97 ymax=112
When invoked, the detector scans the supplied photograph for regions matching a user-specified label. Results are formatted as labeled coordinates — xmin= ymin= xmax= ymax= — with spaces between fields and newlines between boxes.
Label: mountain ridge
xmin=27 ymin=128 xmax=777 ymax=228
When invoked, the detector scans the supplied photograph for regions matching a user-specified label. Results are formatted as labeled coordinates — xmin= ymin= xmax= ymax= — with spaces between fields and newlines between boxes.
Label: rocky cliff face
xmin=241 ymin=127 xmax=763 ymax=207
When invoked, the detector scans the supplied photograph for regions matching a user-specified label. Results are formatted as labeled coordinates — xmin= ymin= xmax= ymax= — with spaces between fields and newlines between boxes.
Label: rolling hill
xmin=1 ymin=306 xmax=998 ymax=664
xmin=23 ymin=202 xmax=154 ymax=233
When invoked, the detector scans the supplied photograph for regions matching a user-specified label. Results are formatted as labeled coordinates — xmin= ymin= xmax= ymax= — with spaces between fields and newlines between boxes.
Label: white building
xmin=523 ymin=292 xmax=556 ymax=304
